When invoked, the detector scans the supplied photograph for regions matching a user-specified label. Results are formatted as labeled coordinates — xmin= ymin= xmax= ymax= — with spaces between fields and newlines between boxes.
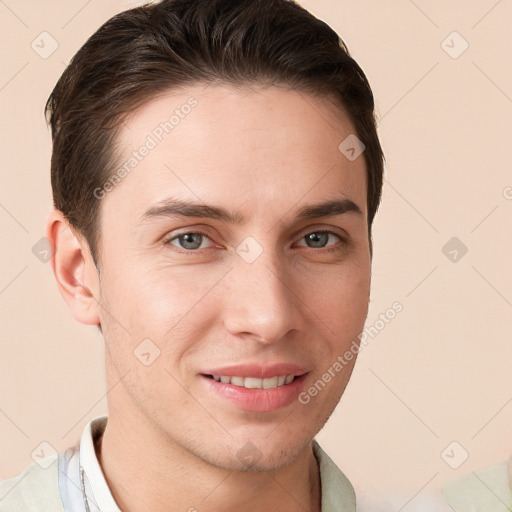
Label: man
xmin=0 ymin=0 xmax=384 ymax=510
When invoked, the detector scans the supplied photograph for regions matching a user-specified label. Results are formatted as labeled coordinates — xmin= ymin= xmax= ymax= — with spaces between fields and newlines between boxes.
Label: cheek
xmin=314 ymin=261 xmax=371 ymax=336
xmin=101 ymin=263 xmax=210 ymax=328
xmin=99 ymin=268 xmax=220 ymax=367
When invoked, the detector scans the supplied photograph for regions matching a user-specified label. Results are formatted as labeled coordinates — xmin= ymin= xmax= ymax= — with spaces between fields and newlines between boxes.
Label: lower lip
xmin=201 ymin=374 xmax=309 ymax=413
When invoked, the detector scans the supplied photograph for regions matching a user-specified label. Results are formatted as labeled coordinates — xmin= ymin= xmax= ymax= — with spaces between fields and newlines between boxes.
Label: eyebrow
xmin=139 ymin=197 xmax=363 ymax=225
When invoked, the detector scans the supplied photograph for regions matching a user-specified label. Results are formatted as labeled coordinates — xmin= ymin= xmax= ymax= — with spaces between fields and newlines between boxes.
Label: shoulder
xmin=442 ymin=458 xmax=511 ymax=511
xmin=0 ymin=455 xmax=65 ymax=512
xmin=312 ymin=440 xmax=356 ymax=511
xmin=355 ymin=489 xmax=454 ymax=511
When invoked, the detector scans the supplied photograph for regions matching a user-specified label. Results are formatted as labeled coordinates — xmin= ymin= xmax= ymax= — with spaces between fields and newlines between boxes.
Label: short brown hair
xmin=45 ymin=0 xmax=384 ymax=267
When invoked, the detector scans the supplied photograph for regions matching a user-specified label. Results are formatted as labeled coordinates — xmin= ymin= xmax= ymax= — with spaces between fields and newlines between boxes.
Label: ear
xmin=45 ymin=209 xmax=101 ymax=326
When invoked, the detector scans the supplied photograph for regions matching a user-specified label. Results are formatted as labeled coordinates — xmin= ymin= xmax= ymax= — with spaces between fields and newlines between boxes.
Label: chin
xmin=206 ymin=433 xmax=314 ymax=473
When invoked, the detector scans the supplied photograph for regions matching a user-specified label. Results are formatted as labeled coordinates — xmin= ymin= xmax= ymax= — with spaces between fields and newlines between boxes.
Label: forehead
xmin=103 ymin=83 xmax=367 ymax=228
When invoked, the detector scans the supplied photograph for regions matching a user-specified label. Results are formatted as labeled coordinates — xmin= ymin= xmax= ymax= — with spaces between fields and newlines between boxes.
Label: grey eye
xmin=305 ymin=232 xmax=328 ymax=248
xmin=168 ymin=232 xmax=210 ymax=251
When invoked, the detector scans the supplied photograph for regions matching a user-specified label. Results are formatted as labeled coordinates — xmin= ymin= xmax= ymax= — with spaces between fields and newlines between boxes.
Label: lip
xmin=199 ymin=363 xmax=310 ymax=413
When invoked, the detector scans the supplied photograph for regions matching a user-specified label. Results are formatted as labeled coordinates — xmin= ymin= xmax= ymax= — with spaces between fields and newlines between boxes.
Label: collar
xmin=63 ymin=415 xmax=355 ymax=512
xmin=442 ymin=458 xmax=512 ymax=511
xmin=80 ymin=416 xmax=119 ymax=511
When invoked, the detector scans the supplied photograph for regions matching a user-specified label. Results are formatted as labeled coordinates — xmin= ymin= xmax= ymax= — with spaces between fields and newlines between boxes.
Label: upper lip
xmin=202 ymin=363 xmax=309 ymax=379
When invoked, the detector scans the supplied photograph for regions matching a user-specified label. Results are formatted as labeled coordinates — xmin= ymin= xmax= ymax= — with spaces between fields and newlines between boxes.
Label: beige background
xmin=1 ymin=0 xmax=511 ymax=504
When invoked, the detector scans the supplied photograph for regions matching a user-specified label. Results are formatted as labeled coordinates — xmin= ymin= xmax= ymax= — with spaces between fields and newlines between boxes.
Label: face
xmin=94 ymin=83 xmax=371 ymax=471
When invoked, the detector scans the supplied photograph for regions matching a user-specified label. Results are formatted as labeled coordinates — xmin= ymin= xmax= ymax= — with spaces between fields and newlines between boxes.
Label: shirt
xmin=0 ymin=415 xmax=356 ymax=511
xmin=442 ymin=457 xmax=512 ymax=511
xmin=354 ymin=459 xmax=512 ymax=512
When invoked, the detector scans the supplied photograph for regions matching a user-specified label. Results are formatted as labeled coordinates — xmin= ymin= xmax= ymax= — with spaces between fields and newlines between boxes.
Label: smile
xmin=201 ymin=371 xmax=309 ymax=412
xmin=207 ymin=375 xmax=296 ymax=389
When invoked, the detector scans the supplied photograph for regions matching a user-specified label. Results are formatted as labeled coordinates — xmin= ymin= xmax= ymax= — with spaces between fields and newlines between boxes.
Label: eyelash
xmin=163 ymin=229 xmax=346 ymax=255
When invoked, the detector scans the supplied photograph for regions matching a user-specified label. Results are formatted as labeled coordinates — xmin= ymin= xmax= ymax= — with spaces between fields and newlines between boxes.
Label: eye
xmin=296 ymin=230 xmax=344 ymax=250
xmin=165 ymin=231 xmax=214 ymax=252
xmin=163 ymin=229 xmax=346 ymax=254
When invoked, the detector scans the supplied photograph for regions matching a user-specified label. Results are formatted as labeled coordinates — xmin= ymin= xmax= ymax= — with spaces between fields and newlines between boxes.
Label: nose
xmin=221 ymin=249 xmax=305 ymax=345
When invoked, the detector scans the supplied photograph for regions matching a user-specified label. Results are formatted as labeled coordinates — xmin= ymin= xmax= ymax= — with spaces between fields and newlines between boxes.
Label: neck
xmin=96 ymin=410 xmax=321 ymax=512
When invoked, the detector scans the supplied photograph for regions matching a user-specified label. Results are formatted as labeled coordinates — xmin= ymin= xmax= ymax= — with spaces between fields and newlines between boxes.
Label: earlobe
xmin=45 ymin=209 xmax=101 ymax=326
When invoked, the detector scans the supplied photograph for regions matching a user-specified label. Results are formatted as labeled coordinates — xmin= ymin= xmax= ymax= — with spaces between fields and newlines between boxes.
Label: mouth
xmin=200 ymin=371 xmax=309 ymax=412
xmin=202 ymin=373 xmax=302 ymax=389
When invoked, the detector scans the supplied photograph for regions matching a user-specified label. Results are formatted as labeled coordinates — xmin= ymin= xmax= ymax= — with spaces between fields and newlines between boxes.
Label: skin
xmin=47 ymin=83 xmax=371 ymax=512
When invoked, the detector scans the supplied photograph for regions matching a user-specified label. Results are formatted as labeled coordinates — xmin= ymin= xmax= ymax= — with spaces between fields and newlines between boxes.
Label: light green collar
xmin=312 ymin=439 xmax=356 ymax=512
xmin=442 ymin=458 xmax=512 ymax=511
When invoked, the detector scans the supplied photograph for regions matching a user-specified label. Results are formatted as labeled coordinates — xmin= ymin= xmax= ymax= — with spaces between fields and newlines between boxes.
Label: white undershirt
xmin=58 ymin=415 xmax=120 ymax=512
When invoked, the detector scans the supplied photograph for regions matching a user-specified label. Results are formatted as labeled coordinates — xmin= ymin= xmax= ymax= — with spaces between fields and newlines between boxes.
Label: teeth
xmin=262 ymin=376 xmax=278 ymax=389
xmin=230 ymin=376 xmax=245 ymax=386
xmin=211 ymin=374 xmax=297 ymax=389
xmin=244 ymin=377 xmax=262 ymax=389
